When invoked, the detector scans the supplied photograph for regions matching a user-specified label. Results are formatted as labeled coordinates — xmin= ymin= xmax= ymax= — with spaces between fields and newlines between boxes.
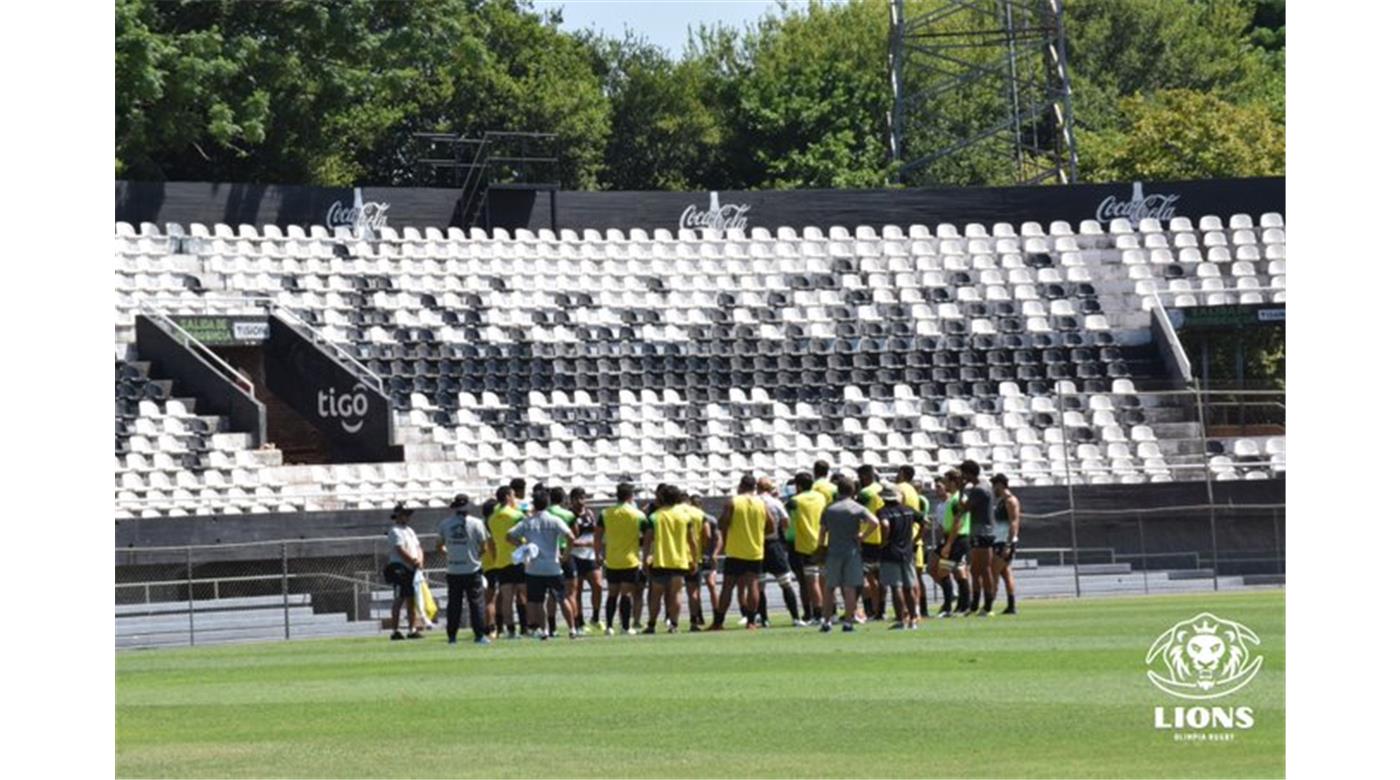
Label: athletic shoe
xmin=841 ymin=622 xmax=855 ymax=632
xmin=706 ymin=623 xmax=724 ymax=631
xmin=819 ymin=622 xmax=832 ymax=633
xmin=569 ymin=628 xmax=580 ymax=639
xmin=591 ymin=621 xmax=606 ymax=632
xmin=854 ymin=614 xmax=867 ymax=624
xmin=539 ymin=633 xmax=550 ymax=641
xmin=625 ymin=628 xmax=637 ymax=636
xmin=937 ymin=609 xmax=954 ymax=619
xmin=888 ymin=623 xmax=905 ymax=631
xmin=605 ymin=627 xmax=615 ymax=636
xmin=745 ymin=622 xmax=758 ymax=631
xmin=977 ymin=610 xmax=992 ymax=618
xmin=689 ymin=623 xmax=703 ymax=633
xmin=448 ymin=637 xmax=458 ymax=645
xmin=390 ymin=631 xmax=405 ymax=641
xmin=793 ymin=619 xmax=809 ymax=628
xmin=909 ymin=623 xmax=920 ymax=631
xmin=406 ymin=631 xmax=423 ymax=640
xmin=667 ymin=624 xmax=678 ymax=634
xmin=1001 ymin=606 xmax=1018 ymax=615
xmin=642 ymin=625 xmax=656 ymax=635
xmin=759 ymin=619 xmax=771 ymax=628
xmin=475 ymin=636 xmax=492 ymax=645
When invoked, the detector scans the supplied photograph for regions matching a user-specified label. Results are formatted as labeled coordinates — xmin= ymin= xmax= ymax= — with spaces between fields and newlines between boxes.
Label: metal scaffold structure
xmin=888 ymin=0 xmax=1079 ymax=185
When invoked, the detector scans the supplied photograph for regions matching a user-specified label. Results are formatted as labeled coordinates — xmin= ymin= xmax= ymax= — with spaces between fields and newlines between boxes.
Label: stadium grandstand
xmin=115 ymin=207 xmax=1284 ymax=519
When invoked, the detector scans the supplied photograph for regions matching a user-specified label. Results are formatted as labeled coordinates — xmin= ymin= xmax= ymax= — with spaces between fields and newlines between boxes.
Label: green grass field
xmin=117 ymin=590 xmax=1283 ymax=778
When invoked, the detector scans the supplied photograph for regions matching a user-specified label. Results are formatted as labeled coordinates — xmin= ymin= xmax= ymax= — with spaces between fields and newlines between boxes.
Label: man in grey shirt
xmin=960 ymin=459 xmax=997 ymax=617
xmin=507 ymin=485 xmax=579 ymax=640
xmin=818 ymin=476 xmax=879 ymax=633
xmin=437 ymin=494 xmax=494 ymax=645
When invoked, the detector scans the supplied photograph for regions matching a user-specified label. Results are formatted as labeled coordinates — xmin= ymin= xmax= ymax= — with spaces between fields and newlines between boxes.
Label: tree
xmin=115 ymin=0 xmax=608 ymax=188
xmin=583 ymin=32 xmax=724 ymax=191
xmin=1076 ymin=89 xmax=1284 ymax=182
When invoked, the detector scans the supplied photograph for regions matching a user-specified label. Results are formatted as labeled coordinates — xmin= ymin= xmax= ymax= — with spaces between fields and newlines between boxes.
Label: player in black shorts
xmin=959 ymin=460 xmax=997 ymax=617
xmin=684 ymin=494 xmax=721 ymax=632
xmin=990 ymin=474 xmax=1021 ymax=615
xmin=568 ymin=488 xmax=603 ymax=630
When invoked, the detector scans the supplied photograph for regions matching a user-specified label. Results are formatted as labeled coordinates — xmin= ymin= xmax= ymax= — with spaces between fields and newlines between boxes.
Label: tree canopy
xmin=116 ymin=0 xmax=1285 ymax=189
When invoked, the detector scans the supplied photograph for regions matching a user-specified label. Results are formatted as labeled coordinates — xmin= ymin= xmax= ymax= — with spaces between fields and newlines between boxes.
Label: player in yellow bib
xmin=708 ymin=475 xmax=773 ymax=630
xmin=786 ymin=471 xmax=828 ymax=625
xmin=596 ymin=482 xmax=646 ymax=635
xmin=484 ymin=485 xmax=525 ymax=639
xmin=641 ymin=485 xmax=700 ymax=634
xmin=855 ymin=464 xmax=887 ymax=622
xmin=894 ymin=466 xmax=930 ymax=619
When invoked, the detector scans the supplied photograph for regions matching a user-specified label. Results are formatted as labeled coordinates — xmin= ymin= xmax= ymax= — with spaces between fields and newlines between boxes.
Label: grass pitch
xmin=117 ymin=590 xmax=1283 ymax=778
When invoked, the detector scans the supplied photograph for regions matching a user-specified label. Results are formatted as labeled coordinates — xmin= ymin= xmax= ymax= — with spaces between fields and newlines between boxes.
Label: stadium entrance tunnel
xmin=134 ymin=314 xmax=401 ymax=466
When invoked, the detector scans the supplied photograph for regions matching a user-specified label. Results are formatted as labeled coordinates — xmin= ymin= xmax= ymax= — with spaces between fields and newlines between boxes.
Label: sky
xmin=533 ymin=1 xmax=784 ymax=57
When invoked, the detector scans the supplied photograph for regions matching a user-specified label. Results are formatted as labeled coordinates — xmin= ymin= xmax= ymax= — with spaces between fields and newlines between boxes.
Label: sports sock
xmin=1006 ymin=592 xmax=1016 ymax=610
xmin=516 ymin=603 xmax=529 ymax=629
xmin=605 ymin=596 xmax=617 ymax=628
xmin=620 ymin=597 xmax=632 ymax=630
xmin=955 ymin=579 xmax=968 ymax=611
xmin=782 ymin=587 xmax=800 ymax=621
xmin=758 ymin=591 xmax=770 ymax=622
xmin=939 ymin=578 xmax=954 ymax=611
xmin=985 ymin=590 xmax=996 ymax=612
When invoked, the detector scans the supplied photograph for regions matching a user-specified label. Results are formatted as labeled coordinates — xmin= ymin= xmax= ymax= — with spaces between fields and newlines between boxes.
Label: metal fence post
xmin=186 ymin=546 xmax=195 ymax=647
xmin=282 ymin=542 xmax=291 ymax=641
xmin=1137 ymin=511 xmax=1149 ymax=595
xmin=1192 ymin=386 xmax=1221 ymax=591
xmin=1056 ymin=388 xmax=1081 ymax=598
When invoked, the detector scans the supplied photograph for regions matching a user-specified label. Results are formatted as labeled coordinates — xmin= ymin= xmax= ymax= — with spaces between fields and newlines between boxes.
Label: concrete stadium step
xmin=118 ymin=620 xmax=381 ymax=649
xmin=1165 ymin=569 xmax=1215 ymax=580
xmin=116 ymin=606 xmax=324 ymax=635
xmin=115 ymin=593 xmax=313 ymax=616
xmin=1242 ymin=573 xmax=1286 ymax=585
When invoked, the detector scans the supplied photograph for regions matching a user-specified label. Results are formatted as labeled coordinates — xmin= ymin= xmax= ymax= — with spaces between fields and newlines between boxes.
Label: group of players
xmin=410 ymin=460 xmax=1023 ymax=643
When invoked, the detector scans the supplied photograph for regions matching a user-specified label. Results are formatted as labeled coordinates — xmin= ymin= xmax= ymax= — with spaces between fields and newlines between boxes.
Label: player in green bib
xmin=934 ymin=471 xmax=973 ymax=616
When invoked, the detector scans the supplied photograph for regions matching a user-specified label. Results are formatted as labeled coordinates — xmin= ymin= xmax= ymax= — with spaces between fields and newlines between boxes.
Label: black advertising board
xmin=117 ymin=177 xmax=1283 ymax=234
xmin=263 ymin=318 xmax=399 ymax=463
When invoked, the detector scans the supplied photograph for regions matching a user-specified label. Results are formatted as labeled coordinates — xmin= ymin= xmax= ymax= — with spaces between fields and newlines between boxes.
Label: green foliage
xmin=1078 ymin=89 xmax=1285 ymax=182
xmin=116 ymin=0 xmax=1285 ymax=189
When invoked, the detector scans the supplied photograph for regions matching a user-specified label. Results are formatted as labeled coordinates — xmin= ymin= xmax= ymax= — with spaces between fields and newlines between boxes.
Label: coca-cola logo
xmin=680 ymin=191 xmax=750 ymax=232
xmin=326 ymin=200 xmax=390 ymax=231
xmin=1095 ymin=181 xmax=1180 ymax=226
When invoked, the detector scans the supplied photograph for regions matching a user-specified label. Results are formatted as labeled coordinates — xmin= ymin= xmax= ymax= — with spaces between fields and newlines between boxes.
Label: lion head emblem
xmin=1145 ymin=612 xmax=1262 ymax=700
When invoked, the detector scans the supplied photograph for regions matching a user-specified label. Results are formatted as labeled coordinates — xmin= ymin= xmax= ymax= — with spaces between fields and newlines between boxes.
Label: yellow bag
xmin=414 ymin=570 xmax=438 ymax=623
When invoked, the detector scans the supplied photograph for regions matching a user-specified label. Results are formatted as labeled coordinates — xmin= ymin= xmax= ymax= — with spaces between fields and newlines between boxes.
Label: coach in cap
xmin=384 ymin=503 xmax=425 ymax=640
xmin=437 ymin=494 xmax=495 ymax=645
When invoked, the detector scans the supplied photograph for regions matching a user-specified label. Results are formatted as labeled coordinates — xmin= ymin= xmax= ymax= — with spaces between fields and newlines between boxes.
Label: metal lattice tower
xmin=889 ymin=0 xmax=1078 ymax=186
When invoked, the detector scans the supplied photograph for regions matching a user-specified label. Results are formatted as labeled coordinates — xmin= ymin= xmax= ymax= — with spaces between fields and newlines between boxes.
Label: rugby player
xmin=756 ymin=477 xmax=802 ymax=627
xmin=786 ymin=472 xmax=828 ymax=626
xmin=641 ymin=485 xmax=700 ymax=634
xmin=933 ymin=472 xmax=973 ymax=616
xmin=507 ymin=485 xmax=579 ymax=640
xmin=568 ymin=487 xmax=604 ymax=630
xmin=684 ymin=494 xmax=722 ymax=632
xmin=818 ymin=476 xmax=880 ymax=632
xmin=708 ymin=474 xmax=772 ymax=630
xmin=855 ymin=464 xmax=886 ymax=621
xmin=990 ymin=474 xmax=1021 ymax=615
xmin=484 ymin=485 xmax=525 ymax=639
xmin=876 ymin=485 xmax=921 ymax=630
xmin=597 ymin=482 xmax=646 ymax=635
xmin=959 ymin=460 xmax=997 ymax=617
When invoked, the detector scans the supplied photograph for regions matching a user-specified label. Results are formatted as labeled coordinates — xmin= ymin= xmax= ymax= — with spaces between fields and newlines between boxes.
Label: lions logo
xmin=1145 ymin=612 xmax=1262 ymax=700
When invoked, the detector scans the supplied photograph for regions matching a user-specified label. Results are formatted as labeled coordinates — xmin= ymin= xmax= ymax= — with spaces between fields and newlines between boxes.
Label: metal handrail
xmin=265 ymin=302 xmax=384 ymax=393
xmin=137 ymin=302 xmax=256 ymax=397
xmin=1149 ymin=285 xmax=1193 ymax=382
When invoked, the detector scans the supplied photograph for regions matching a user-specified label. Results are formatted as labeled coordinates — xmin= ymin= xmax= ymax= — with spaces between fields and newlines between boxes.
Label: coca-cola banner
xmin=117 ymin=177 xmax=1282 ymax=234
